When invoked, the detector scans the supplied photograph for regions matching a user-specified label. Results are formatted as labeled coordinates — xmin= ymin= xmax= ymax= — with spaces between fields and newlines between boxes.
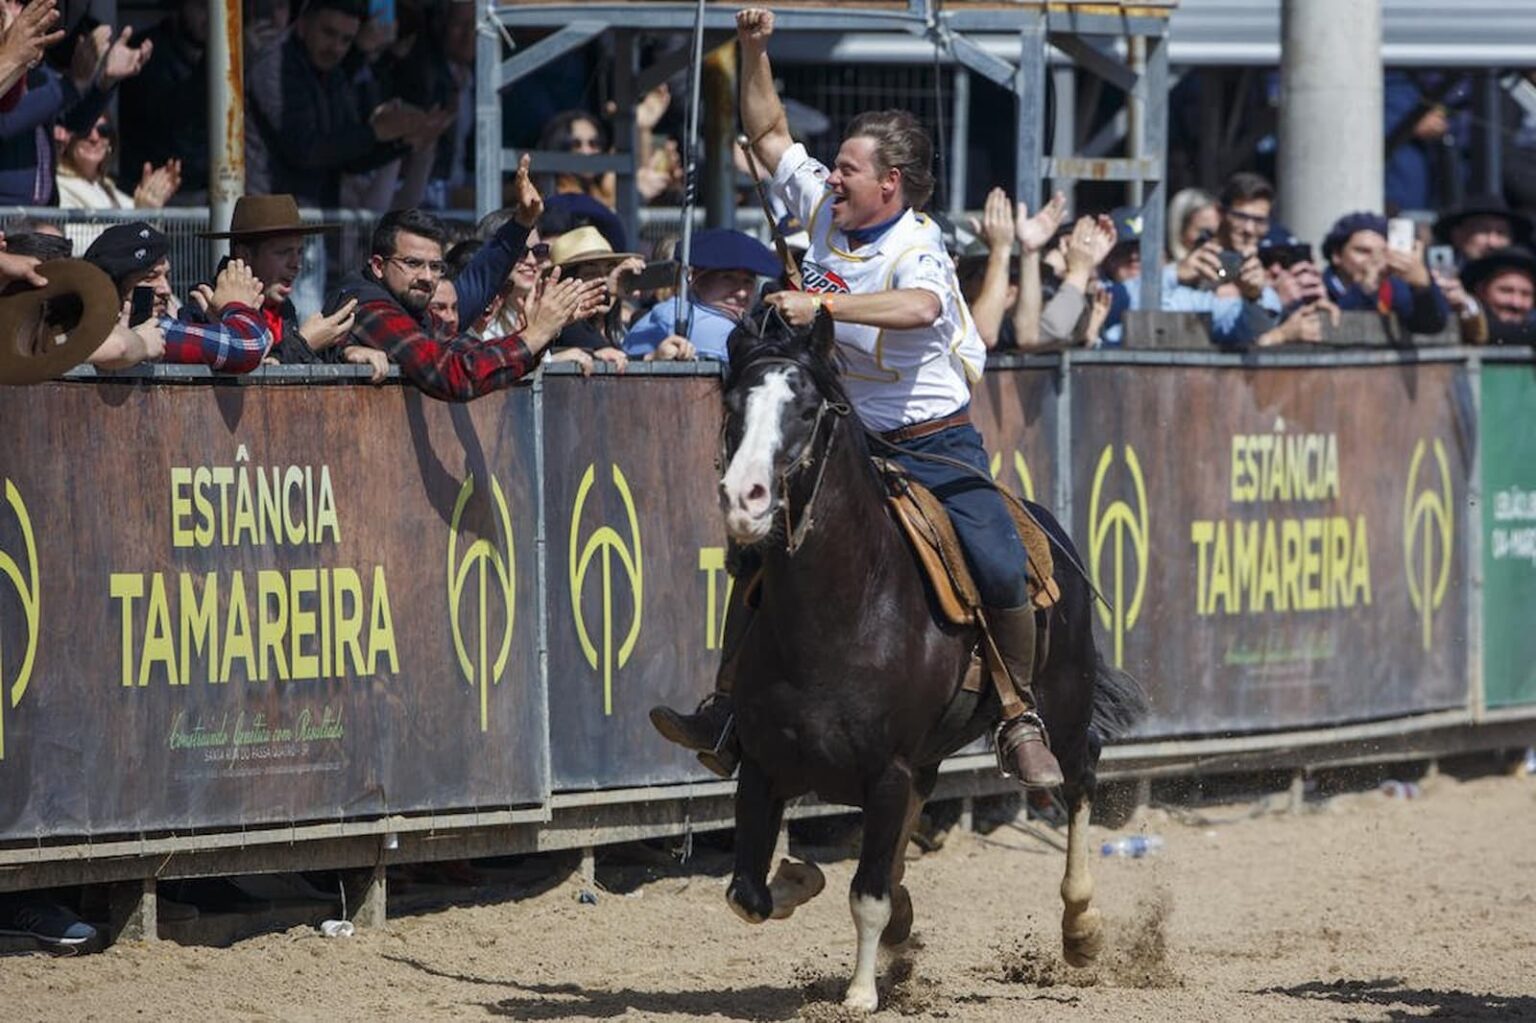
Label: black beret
xmin=82 ymin=222 xmax=170 ymax=284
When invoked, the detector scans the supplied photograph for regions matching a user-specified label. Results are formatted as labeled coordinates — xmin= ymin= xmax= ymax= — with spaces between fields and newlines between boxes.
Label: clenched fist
xmin=737 ymin=7 xmax=774 ymax=46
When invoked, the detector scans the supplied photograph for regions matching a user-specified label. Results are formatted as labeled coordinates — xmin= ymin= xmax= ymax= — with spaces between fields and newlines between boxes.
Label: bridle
xmin=718 ymin=355 xmax=850 ymax=556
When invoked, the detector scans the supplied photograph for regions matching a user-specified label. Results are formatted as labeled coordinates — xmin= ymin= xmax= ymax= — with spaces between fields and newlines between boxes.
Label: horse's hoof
xmin=1061 ymin=907 xmax=1104 ymax=967
xmin=768 ymin=859 xmax=826 ymax=920
xmin=842 ymin=985 xmax=880 ymax=1013
xmin=726 ymin=879 xmax=771 ymax=924
xmin=880 ymin=884 xmax=913 ymax=946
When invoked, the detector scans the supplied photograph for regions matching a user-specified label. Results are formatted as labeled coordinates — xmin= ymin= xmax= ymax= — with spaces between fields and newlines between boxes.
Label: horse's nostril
xmin=745 ymin=483 xmax=768 ymax=509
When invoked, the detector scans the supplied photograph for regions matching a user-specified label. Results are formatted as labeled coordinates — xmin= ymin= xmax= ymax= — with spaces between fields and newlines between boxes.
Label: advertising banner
xmin=0 ymin=382 xmax=546 ymax=839
xmin=1071 ymin=363 xmax=1471 ymax=735
xmin=1482 ymin=364 xmax=1536 ymax=708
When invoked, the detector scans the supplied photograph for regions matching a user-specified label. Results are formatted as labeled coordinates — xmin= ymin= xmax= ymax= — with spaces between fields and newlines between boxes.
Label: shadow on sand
xmin=1256 ymin=978 xmax=1536 ymax=1021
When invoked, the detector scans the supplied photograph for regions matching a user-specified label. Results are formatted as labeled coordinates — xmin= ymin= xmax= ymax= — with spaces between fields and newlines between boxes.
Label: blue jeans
xmin=885 ymin=411 xmax=1030 ymax=608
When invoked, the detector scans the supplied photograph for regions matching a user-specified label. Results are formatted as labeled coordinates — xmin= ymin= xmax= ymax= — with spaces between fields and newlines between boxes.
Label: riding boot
xmin=982 ymin=604 xmax=1065 ymax=790
xmin=648 ymin=582 xmax=752 ymax=778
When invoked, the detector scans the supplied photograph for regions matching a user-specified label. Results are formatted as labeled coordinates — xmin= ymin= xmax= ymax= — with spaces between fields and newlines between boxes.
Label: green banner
xmin=1483 ymin=364 xmax=1536 ymax=707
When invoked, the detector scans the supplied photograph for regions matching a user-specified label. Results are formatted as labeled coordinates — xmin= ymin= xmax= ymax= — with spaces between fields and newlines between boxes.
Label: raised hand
xmin=510 ymin=153 xmax=543 ymax=228
xmin=970 ymin=187 xmax=1015 ymax=253
xmin=736 ymin=7 xmax=775 ymax=46
xmin=300 ymin=298 xmax=359 ymax=351
xmin=209 ymin=258 xmax=265 ymax=314
xmin=100 ymin=26 xmax=151 ymax=87
xmin=636 ymin=82 xmax=671 ymax=132
xmin=522 ymin=268 xmax=605 ymax=351
xmin=133 ymin=159 xmax=182 ymax=209
xmin=1016 ymin=191 xmax=1067 ymax=253
xmin=0 ymin=0 xmax=64 ymax=87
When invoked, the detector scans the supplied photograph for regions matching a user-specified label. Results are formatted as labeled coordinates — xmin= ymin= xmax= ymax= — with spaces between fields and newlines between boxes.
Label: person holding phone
xmin=621 ymin=229 xmax=783 ymax=363
xmin=81 ymin=221 xmax=275 ymax=373
xmin=1321 ymin=211 xmax=1448 ymax=336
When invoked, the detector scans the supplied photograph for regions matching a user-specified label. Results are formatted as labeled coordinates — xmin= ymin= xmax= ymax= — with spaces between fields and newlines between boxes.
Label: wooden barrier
xmin=0 ymin=349 xmax=1531 ymax=877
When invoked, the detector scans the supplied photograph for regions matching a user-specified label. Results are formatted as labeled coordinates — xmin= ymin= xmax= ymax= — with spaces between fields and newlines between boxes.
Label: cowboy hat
xmin=1432 ymin=193 xmax=1533 ymax=245
xmin=0 ymin=260 xmax=121 ymax=385
xmin=199 ymin=195 xmax=337 ymax=240
xmin=1460 ymin=245 xmax=1536 ymax=292
xmin=547 ymin=225 xmax=642 ymax=270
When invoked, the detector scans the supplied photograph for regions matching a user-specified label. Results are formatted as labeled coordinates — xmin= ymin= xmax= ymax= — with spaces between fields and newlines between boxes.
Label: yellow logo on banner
xmin=1088 ymin=445 xmax=1148 ymax=668
xmin=570 ymin=464 xmax=643 ymax=716
xmin=1403 ymin=438 xmax=1453 ymax=652
xmin=447 ymin=473 xmax=516 ymax=732
xmin=988 ymin=450 xmax=1037 ymax=502
xmin=0 ymin=480 xmax=39 ymax=761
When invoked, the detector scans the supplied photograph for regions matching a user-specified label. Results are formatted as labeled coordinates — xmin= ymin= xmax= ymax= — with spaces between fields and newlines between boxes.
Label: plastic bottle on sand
xmin=1378 ymin=780 xmax=1421 ymax=799
xmin=1100 ymin=835 xmax=1164 ymax=858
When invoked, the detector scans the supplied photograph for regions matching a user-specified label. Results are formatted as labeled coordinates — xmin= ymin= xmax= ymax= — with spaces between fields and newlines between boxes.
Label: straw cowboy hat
xmin=199 ymin=194 xmax=337 ymax=240
xmin=548 ymin=225 xmax=642 ymax=270
xmin=0 ymin=259 xmax=121 ymax=385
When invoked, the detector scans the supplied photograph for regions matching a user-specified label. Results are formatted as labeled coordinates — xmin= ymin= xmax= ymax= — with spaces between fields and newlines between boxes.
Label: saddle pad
xmin=877 ymin=460 xmax=1059 ymax=626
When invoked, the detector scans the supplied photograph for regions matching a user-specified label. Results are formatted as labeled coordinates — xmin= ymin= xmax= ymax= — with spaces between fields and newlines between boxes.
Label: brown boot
xmin=982 ymin=604 xmax=1065 ymax=790
xmin=648 ymin=580 xmax=752 ymax=778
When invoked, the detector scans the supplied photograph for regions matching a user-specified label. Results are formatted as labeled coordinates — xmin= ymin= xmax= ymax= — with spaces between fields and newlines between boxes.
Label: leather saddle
xmin=874 ymin=457 xmax=1060 ymax=626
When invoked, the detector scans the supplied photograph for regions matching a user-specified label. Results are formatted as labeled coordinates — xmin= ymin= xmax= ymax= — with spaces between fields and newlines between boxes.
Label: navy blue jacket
xmin=0 ymin=66 xmax=111 ymax=204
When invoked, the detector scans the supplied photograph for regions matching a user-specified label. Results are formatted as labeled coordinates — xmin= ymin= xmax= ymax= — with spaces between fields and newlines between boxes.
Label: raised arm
xmin=737 ymin=8 xmax=792 ymax=174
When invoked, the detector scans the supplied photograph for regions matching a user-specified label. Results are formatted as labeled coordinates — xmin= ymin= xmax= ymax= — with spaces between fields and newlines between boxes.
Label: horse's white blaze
xmin=844 ymin=893 xmax=891 ymax=1012
xmin=721 ymin=368 xmax=794 ymax=542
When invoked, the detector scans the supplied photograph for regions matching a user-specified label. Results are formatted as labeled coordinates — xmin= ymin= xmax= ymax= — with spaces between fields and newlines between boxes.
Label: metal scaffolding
xmin=475 ymin=0 xmax=1176 ymax=308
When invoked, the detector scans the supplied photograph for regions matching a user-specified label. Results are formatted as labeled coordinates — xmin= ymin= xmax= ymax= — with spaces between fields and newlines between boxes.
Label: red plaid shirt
xmin=348 ymin=291 xmax=541 ymax=402
xmin=162 ymin=303 xmax=273 ymax=373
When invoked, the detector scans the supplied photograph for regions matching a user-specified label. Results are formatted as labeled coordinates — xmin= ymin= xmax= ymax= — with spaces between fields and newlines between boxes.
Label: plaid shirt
xmin=162 ymin=304 xmax=273 ymax=373
xmin=344 ymin=282 xmax=540 ymax=402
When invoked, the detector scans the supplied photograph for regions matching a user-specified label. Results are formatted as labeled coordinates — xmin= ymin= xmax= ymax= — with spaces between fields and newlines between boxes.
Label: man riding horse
xmin=650 ymin=6 xmax=1063 ymax=789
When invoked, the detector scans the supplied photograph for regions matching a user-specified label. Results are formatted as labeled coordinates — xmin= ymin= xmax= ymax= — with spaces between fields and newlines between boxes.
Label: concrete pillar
xmin=703 ymin=43 xmax=738 ymax=230
xmin=346 ymin=865 xmax=387 ymax=929
xmin=1278 ymin=0 xmax=1382 ymax=248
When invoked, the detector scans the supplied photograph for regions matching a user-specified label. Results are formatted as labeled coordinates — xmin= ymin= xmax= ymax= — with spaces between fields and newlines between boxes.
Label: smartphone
xmin=1427 ymin=244 xmax=1457 ymax=275
xmin=129 ymin=285 xmax=156 ymax=327
xmin=1217 ymin=249 xmax=1245 ymax=281
xmin=1387 ymin=217 xmax=1416 ymax=254
xmin=619 ymin=260 xmax=679 ymax=295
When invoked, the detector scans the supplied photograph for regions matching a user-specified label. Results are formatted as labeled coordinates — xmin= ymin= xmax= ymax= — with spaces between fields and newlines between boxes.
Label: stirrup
xmin=993 ymin=712 xmax=1050 ymax=780
xmin=697 ymin=713 xmax=739 ymax=778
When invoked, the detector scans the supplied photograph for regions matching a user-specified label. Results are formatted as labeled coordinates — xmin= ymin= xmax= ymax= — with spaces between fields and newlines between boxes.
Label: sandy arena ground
xmin=3 ymin=770 xmax=1535 ymax=1022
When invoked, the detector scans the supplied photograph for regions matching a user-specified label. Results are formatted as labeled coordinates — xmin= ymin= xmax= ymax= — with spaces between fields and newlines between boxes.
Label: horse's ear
xmin=809 ymin=306 xmax=836 ymax=361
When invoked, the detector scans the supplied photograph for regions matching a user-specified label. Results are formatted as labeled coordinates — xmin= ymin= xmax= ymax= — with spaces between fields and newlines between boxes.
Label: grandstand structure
xmin=475 ymin=0 xmax=1177 ymax=308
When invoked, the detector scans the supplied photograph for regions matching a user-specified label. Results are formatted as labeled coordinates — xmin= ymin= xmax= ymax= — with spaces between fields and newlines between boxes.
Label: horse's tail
xmin=1090 ymin=653 xmax=1149 ymax=743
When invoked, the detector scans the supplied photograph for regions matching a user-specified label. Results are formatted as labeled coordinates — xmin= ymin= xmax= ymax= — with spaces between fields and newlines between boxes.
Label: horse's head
xmin=717 ymin=302 xmax=848 ymax=547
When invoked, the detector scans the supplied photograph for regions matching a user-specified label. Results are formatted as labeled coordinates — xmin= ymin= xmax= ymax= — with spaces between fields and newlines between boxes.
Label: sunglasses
xmin=86 ymin=122 xmax=115 ymax=141
xmin=525 ymin=242 xmax=551 ymax=261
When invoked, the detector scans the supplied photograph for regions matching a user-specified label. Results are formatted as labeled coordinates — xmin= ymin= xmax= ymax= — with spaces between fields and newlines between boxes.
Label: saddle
xmin=874 ymin=457 xmax=1060 ymax=626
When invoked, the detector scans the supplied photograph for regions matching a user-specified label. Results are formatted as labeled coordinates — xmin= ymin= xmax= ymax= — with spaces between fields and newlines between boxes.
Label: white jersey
xmin=770 ymin=142 xmax=986 ymax=433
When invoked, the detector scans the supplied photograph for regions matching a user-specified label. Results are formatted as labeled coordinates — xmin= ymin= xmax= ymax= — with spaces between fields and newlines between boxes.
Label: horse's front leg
xmin=727 ymin=757 xmax=785 ymax=923
xmin=844 ymin=762 xmax=914 ymax=1013
xmin=1060 ymin=781 xmax=1105 ymax=966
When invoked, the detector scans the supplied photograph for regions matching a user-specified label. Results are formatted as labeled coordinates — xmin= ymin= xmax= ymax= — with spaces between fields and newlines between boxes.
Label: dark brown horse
xmin=713 ymin=307 xmax=1147 ymax=1012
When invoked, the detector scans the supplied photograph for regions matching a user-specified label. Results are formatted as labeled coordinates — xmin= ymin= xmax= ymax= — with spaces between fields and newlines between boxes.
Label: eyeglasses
xmin=387 ymin=255 xmax=447 ymax=276
xmin=525 ymin=242 xmax=551 ymax=261
xmin=568 ymin=136 xmax=602 ymax=153
xmin=1227 ymin=209 xmax=1270 ymax=228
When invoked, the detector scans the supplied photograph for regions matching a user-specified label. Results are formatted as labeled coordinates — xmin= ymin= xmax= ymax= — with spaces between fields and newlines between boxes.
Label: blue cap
xmin=1322 ymin=211 xmax=1388 ymax=258
xmin=541 ymin=193 xmax=628 ymax=252
xmin=689 ymin=229 xmax=782 ymax=277
xmin=1108 ymin=206 xmax=1144 ymax=247
xmin=1260 ymin=222 xmax=1300 ymax=249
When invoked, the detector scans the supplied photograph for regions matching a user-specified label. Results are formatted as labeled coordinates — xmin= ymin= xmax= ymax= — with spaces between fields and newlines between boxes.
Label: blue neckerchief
xmin=843 ymin=207 xmax=908 ymax=248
